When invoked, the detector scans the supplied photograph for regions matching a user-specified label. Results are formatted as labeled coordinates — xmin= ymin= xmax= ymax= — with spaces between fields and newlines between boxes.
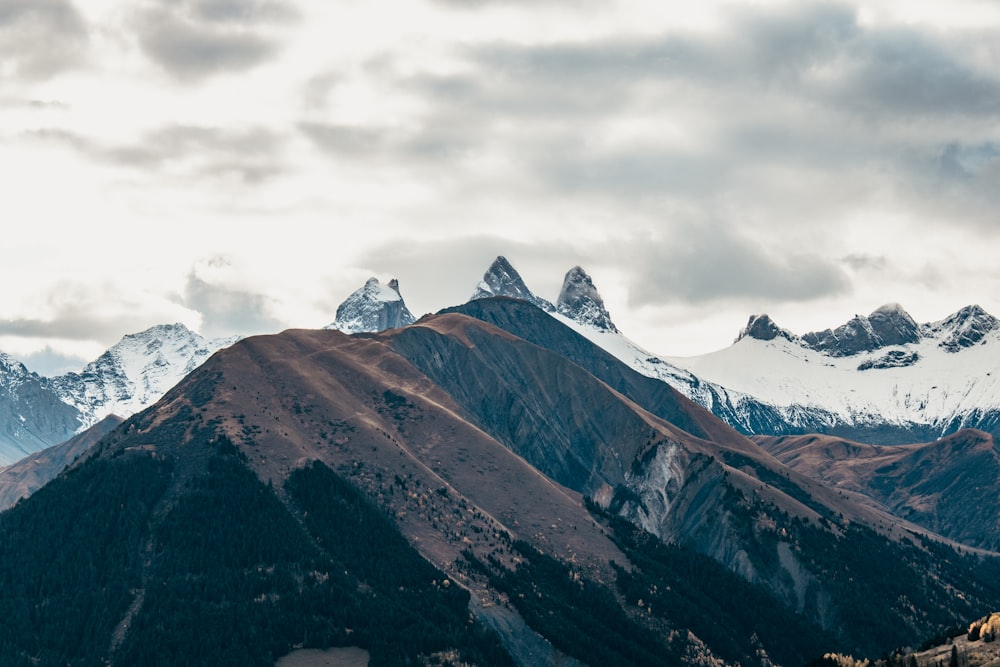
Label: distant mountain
xmin=755 ymin=428 xmax=1000 ymax=552
xmin=0 ymin=352 xmax=84 ymax=466
xmin=556 ymin=266 xmax=619 ymax=333
xmin=3 ymin=300 xmax=998 ymax=665
xmin=471 ymin=256 xmax=555 ymax=312
xmin=665 ymin=304 xmax=1000 ymax=443
xmin=50 ymin=323 xmax=237 ymax=429
xmin=325 ymin=277 xmax=416 ymax=334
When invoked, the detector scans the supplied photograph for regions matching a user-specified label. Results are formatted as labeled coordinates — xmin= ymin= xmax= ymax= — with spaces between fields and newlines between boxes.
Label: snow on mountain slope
xmin=51 ymin=323 xmax=238 ymax=428
xmin=0 ymin=353 xmax=83 ymax=465
xmin=664 ymin=305 xmax=1000 ymax=439
xmin=325 ymin=277 xmax=416 ymax=333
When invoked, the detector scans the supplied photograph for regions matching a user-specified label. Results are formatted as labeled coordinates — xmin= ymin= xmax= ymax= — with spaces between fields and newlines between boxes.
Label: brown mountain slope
xmin=50 ymin=309 xmax=1000 ymax=663
xmin=755 ymin=429 xmax=1000 ymax=551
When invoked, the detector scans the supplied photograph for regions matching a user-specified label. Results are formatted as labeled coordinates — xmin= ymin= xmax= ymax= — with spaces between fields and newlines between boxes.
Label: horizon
xmin=7 ymin=257 xmax=992 ymax=377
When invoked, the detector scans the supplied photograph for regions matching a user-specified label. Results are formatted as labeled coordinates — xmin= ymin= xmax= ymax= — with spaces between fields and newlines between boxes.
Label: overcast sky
xmin=3 ymin=0 xmax=1000 ymax=374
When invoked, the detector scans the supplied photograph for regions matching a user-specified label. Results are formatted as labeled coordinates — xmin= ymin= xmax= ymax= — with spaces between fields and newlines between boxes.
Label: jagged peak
xmin=471 ymin=256 xmax=554 ymax=312
xmin=737 ymin=314 xmax=796 ymax=343
xmin=800 ymin=303 xmax=920 ymax=357
xmin=932 ymin=304 xmax=1000 ymax=352
xmin=556 ymin=266 xmax=619 ymax=333
xmin=326 ymin=277 xmax=416 ymax=334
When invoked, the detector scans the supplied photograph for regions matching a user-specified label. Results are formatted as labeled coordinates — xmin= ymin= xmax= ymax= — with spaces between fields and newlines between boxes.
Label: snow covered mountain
xmin=325 ymin=277 xmax=416 ymax=334
xmin=664 ymin=304 xmax=1000 ymax=442
xmin=50 ymin=323 xmax=239 ymax=429
xmin=556 ymin=266 xmax=619 ymax=333
xmin=462 ymin=258 xmax=1000 ymax=443
xmin=0 ymin=353 xmax=83 ymax=465
xmin=470 ymin=256 xmax=555 ymax=311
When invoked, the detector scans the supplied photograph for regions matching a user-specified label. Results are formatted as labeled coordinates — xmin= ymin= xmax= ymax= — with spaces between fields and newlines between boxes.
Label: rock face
xmin=0 ymin=353 xmax=83 ymax=466
xmin=325 ymin=277 xmax=417 ymax=334
xmin=802 ymin=303 xmax=920 ymax=356
xmin=738 ymin=314 xmax=796 ymax=342
xmin=471 ymin=256 xmax=554 ymax=312
xmin=930 ymin=304 xmax=999 ymax=352
xmin=556 ymin=266 xmax=619 ymax=333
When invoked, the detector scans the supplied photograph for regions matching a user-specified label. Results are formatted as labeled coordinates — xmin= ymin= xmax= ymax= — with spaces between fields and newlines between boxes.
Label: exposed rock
xmin=556 ymin=266 xmax=619 ymax=333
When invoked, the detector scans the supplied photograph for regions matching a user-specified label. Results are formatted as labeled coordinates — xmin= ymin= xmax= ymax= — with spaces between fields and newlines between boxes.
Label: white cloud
xmin=3 ymin=0 xmax=1000 ymax=359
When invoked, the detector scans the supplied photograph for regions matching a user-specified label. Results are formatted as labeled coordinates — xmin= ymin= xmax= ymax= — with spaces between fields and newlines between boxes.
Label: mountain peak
xmin=933 ymin=304 xmax=999 ymax=352
xmin=470 ymin=256 xmax=554 ymax=312
xmin=556 ymin=266 xmax=619 ymax=333
xmin=737 ymin=314 xmax=796 ymax=342
xmin=326 ymin=277 xmax=416 ymax=334
xmin=801 ymin=303 xmax=919 ymax=356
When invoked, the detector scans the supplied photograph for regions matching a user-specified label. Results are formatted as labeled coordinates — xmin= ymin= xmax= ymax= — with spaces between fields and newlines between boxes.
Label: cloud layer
xmin=4 ymin=0 xmax=1000 ymax=359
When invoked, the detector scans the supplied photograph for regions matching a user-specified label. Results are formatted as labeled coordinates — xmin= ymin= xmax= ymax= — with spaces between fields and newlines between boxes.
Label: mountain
xmin=664 ymin=304 xmax=1000 ymax=443
xmin=1 ymin=298 xmax=988 ymax=664
xmin=471 ymin=255 xmax=555 ymax=312
xmin=325 ymin=277 xmax=416 ymax=333
xmin=556 ymin=266 xmax=619 ymax=333
xmin=0 ymin=352 xmax=84 ymax=466
xmin=754 ymin=428 xmax=1000 ymax=552
xmin=0 ymin=415 xmax=122 ymax=511
xmin=800 ymin=303 xmax=921 ymax=356
xmin=50 ymin=323 xmax=238 ymax=429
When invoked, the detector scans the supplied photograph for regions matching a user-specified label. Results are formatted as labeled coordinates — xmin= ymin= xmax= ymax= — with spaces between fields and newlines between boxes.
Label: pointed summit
xmin=933 ymin=304 xmax=999 ymax=352
xmin=471 ymin=256 xmax=554 ymax=312
xmin=556 ymin=266 xmax=619 ymax=333
xmin=326 ymin=277 xmax=416 ymax=335
xmin=737 ymin=314 xmax=795 ymax=343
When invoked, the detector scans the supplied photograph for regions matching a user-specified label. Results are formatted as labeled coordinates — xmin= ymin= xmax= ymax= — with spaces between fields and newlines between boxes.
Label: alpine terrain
xmin=1 ymin=297 xmax=998 ymax=666
xmin=325 ymin=277 xmax=417 ymax=333
xmin=464 ymin=256 xmax=1000 ymax=445
xmin=0 ymin=323 xmax=236 ymax=466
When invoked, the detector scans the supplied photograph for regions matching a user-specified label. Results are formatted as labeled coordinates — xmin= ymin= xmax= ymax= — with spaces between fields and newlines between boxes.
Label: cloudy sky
xmin=3 ymin=0 xmax=1000 ymax=374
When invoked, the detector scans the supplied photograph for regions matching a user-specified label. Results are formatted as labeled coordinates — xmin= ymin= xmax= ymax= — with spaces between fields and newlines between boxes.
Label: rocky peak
xmin=556 ymin=266 xmax=619 ymax=333
xmin=737 ymin=314 xmax=796 ymax=343
xmin=471 ymin=256 xmax=555 ymax=312
xmin=867 ymin=303 xmax=920 ymax=347
xmin=326 ymin=277 xmax=417 ymax=335
xmin=932 ymin=304 xmax=999 ymax=353
xmin=802 ymin=304 xmax=919 ymax=357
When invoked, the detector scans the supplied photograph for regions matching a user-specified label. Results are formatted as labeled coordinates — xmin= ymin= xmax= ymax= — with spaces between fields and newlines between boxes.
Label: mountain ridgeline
xmin=1 ymin=298 xmax=999 ymax=666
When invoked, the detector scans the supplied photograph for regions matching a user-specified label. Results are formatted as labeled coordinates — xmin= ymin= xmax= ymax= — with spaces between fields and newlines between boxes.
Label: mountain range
xmin=1 ymin=256 xmax=999 ymax=665
xmin=4 ymin=254 xmax=999 ymax=465
xmin=1 ymin=296 xmax=997 ymax=666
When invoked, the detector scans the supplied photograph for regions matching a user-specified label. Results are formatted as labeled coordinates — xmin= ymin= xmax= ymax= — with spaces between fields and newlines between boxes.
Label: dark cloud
xmin=827 ymin=28 xmax=1000 ymax=119
xmin=298 ymin=122 xmax=389 ymax=157
xmin=27 ymin=124 xmax=287 ymax=184
xmin=841 ymin=254 xmax=888 ymax=272
xmin=180 ymin=273 xmax=284 ymax=338
xmin=0 ymin=0 xmax=88 ymax=79
xmin=0 ymin=316 xmax=136 ymax=342
xmin=627 ymin=223 xmax=852 ymax=306
xmin=134 ymin=0 xmax=297 ymax=81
